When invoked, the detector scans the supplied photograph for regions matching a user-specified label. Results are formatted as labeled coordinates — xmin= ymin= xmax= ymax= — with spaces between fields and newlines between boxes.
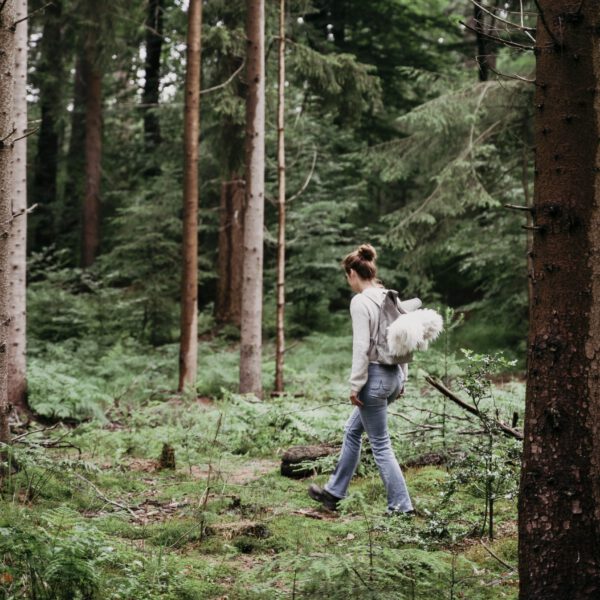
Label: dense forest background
xmin=26 ymin=0 xmax=533 ymax=380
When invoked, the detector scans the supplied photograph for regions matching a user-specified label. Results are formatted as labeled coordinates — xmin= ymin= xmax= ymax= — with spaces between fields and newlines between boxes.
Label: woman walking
xmin=308 ymin=244 xmax=414 ymax=515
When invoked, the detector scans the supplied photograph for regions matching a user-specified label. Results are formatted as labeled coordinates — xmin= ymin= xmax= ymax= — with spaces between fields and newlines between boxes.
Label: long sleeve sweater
xmin=349 ymin=287 xmax=408 ymax=393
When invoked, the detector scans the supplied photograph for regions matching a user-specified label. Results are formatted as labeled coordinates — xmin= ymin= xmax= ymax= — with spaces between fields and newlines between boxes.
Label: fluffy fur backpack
xmin=367 ymin=290 xmax=444 ymax=365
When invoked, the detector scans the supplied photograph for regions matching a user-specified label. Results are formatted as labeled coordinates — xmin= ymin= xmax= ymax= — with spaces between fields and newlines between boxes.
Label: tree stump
xmin=280 ymin=444 xmax=339 ymax=479
xmin=159 ymin=443 xmax=176 ymax=470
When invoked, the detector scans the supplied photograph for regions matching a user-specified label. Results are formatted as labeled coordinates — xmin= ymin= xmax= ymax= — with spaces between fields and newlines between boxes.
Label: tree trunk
xmin=239 ymin=0 xmax=265 ymax=397
xmin=274 ymin=0 xmax=286 ymax=393
xmin=61 ymin=54 xmax=86 ymax=257
xmin=8 ymin=0 xmax=28 ymax=416
xmin=30 ymin=0 xmax=62 ymax=251
xmin=473 ymin=3 xmax=489 ymax=82
xmin=178 ymin=0 xmax=202 ymax=392
xmin=81 ymin=31 xmax=102 ymax=268
xmin=518 ymin=3 xmax=600 ymax=597
xmin=142 ymin=0 xmax=164 ymax=153
xmin=215 ymin=177 xmax=244 ymax=327
xmin=0 ymin=0 xmax=15 ymax=444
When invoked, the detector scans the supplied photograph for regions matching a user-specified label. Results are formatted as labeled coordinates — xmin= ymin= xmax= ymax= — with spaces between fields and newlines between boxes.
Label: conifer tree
xmin=7 ymin=0 xmax=27 ymax=414
xmin=179 ymin=0 xmax=202 ymax=391
xmin=0 ymin=0 xmax=15 ymax=444
xmin=239 ymin=0 xmax=265 ymax=396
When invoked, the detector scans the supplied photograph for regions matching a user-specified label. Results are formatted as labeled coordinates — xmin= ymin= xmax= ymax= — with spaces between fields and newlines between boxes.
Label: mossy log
xmin=280 ymin=444 xmax=339 ymax=479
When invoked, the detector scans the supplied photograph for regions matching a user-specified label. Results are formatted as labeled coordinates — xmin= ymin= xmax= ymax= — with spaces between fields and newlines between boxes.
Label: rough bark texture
xmin=215 ymin=178 xmax=244 ymax=327
xmin=239 ymin=0 xmax=265 ymax=397
xmin=274 ymin=0 xmax=286 ymax=393
xmin=280 ymin=444 xmax=339 ymax=478
xmin=178 ymin=0 xmax=202 ymax=392
xmin=81 ymin=31 xmax=102 ymax=268
xmin=8 ymin=0 xmax=28 ymax=415
xmin=0 ymin=0 xmax=15 ymax=444
xmin=518 ymin=2 xmax=600 ymax=597
xmin=142 ymin=0 xmax=164 ymax=152
xmin=30 ymin=0 xmax=62 ymax=250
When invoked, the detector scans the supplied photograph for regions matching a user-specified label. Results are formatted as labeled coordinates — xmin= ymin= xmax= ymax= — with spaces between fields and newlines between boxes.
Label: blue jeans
xmin=325 ymin=363 xmax=413 ymax=512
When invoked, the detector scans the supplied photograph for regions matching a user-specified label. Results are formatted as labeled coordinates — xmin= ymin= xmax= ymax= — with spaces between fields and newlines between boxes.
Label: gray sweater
xmin=349 ymin=287 xmax=408 ymax=393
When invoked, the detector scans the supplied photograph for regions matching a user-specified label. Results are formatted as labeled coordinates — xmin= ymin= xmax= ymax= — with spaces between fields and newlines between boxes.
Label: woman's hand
xmin=350 ymin=391 xmax=364 ymax=407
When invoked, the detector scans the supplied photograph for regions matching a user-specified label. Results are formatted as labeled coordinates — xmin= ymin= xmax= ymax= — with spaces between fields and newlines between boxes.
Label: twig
xmin=13 ymin=127 xmax=39 ymax=143
xmin=460 ymin=20 xmax=535 ymax=51
xmin=12 ymin=2 xmax=53 ymax=29
xmin=425 ymin=376 xmax=523 ymax=440
xmin=504 ymin=203 xmax=533 ymax=212
xmin=200 ymin=60 xmax=245 ymax=95
xmin=12 ymin=422 xmax=59 ymax=442
xmin=470 ymin=0 xmax=536 ymax=32
xmin=487 ymin=63 xmax=535 ymax=84
xmin=73 ymin=472 xmax=136 ymax=517
xmin=481 ymin=541 xmax=516 ymax=572
xmin=287 ymin=148 xmax=318 ymax=203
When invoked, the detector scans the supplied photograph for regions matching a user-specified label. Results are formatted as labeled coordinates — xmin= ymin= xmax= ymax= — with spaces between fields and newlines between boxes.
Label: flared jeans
xmin=325 ymin=363 xmax=413 ymax=512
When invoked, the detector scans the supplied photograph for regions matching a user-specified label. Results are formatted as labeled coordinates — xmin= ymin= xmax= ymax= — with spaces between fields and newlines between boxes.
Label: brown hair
xmin=342 ymin=244 xmax=378 ymax=280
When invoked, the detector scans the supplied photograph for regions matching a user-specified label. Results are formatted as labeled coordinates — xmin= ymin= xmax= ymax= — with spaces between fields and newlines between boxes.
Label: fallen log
xmin=280 ymin=444 xmax=339 ymax=478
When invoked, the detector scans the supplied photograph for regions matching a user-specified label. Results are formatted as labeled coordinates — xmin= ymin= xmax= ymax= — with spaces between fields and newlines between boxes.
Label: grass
xmin=1 ymin=331 xmax=524 ymax=599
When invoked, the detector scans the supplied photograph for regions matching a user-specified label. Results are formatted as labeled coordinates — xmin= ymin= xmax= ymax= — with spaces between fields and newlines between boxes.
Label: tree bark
xmin=178 ymin=0 xmax=202 ymax=392
xmin=518 ymin=2 xmax=600 ymax=597
xmin=30 ymin=0 xmax=62 ymax=250
xmin=142 ymin=0 xmax=164 ymax=153
xmin=274 ymin=0 xmax=286 ymax=393
xmin=61 ymin=54 xmax=86 ymax=256
xmin=239 ymin=0 xmax=265 ymax=397
xmin=81 ymin=30 xmax=102 ymax=268
xmin=8 ymin=0 xmax=28 ymax=415
xmin=0 ymin=0 xmax=15 ymax=444
xmin=215 ymin=177 xmax=244 ymax=327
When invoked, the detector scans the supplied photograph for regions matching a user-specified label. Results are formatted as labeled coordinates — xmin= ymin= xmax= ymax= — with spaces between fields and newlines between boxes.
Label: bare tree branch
xmin=471 ymin=0 xmax=536 ymax=32
xmin=287 ymin=149 xmax=318 ymax=203
xmin=460 ymin=20 xmax=535 ymax=51
xmin=200 ymin=60 xmax=245 ymax=95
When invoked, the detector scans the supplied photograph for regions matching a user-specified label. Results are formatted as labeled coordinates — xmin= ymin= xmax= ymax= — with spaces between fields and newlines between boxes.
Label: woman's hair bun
xmin=358 ymin=244 xmax=377 ymax=262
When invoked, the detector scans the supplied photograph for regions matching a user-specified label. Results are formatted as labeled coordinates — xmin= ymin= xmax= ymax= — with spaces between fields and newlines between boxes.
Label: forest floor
xmin=2 ymin=333 xmax=523 ymax=599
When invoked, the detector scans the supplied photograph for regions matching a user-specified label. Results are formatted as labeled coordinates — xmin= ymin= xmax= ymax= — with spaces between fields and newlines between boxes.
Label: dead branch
xmin=481 ymin=541 xmax=517 ymax=572
xmin=460 ymin=20 xmax=535 ymax=51
xmin=12 ymin=3 xmax=53 ymax=29
xmin=470 ymin=0 xmax=536 ymax=32
xmin=424 ymin=376 xmax=523 ymax=440
xmin=486 ymin=63 xmax=535 ymax=84
xmin=504 ymin=203 xmax=533 ymax=212
xmin=287 ymin=149 xmax=318 ymax=203
xmin=12 ymin=422 xmax=59 ymax=442
xmin=200 ymin=60 xmax=245 ymax=95
xmin=13 ymin=127 xmax=39 ymax=143
xmin=73 ymin=472 xmax=136 ymax=517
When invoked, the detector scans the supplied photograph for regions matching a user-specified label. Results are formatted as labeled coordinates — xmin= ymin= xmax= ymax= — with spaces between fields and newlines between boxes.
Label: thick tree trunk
xmin=239 ymin=0 xmax=265 ymax=397
xmin=81 ymin=32 xmax=102 ymax=268
xmin=518 ymin=3 xmax=600 ymax=597
xmin=178 ymin=0 xmax=202 ymax=392
xmin=274 ymin=0 xmax=286 ymax=393
xmin=0 ymin=0 xmax=15 ymax=444
xmin=8 ymin=0 xmax=28 ymax=415
xmin=215 ymin=177 xmax=244 ymax=327
xmin=473 ymin=4 xmax=489 ymax=82
xmin=142 ymin=0 xmax=164 ymax=152
xmin=30 ymin=0 xmax=62 ymax=251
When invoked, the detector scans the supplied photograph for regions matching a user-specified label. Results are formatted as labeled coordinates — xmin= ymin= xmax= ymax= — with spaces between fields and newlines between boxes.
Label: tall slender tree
xmin=0 ymin=0 xmax=15 ymax=444
xmin=30 ymin=0 xmax=63 ymax=250
xmin=81 ymin=24 xmax=102 ymax=267
xmin=518 ymin=2 xmax=600 ymax=597
xmin=7 ymin=0 xmax=27 ymax=415
xmin=274 ymin=0 xmax=286 ymax=393
xmin=178 ymin=0 xmax=202 ymax=391
xmin=239 ymin=0 xmax=265 ymax=396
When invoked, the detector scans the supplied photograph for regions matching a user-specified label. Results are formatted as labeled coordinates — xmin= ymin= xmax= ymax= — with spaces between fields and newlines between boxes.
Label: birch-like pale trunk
xmin=274 ymin=0 xmax=286 ymax=394
xmin=239 ymin=0 xmax=265 ymax=396
xmin=178 ymin=0 xmax=202 ymax=392
xmin=0 ymin=0 xmax=15 ymax=444
xmin=7 ymin=0 xmax=27 ymax=414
